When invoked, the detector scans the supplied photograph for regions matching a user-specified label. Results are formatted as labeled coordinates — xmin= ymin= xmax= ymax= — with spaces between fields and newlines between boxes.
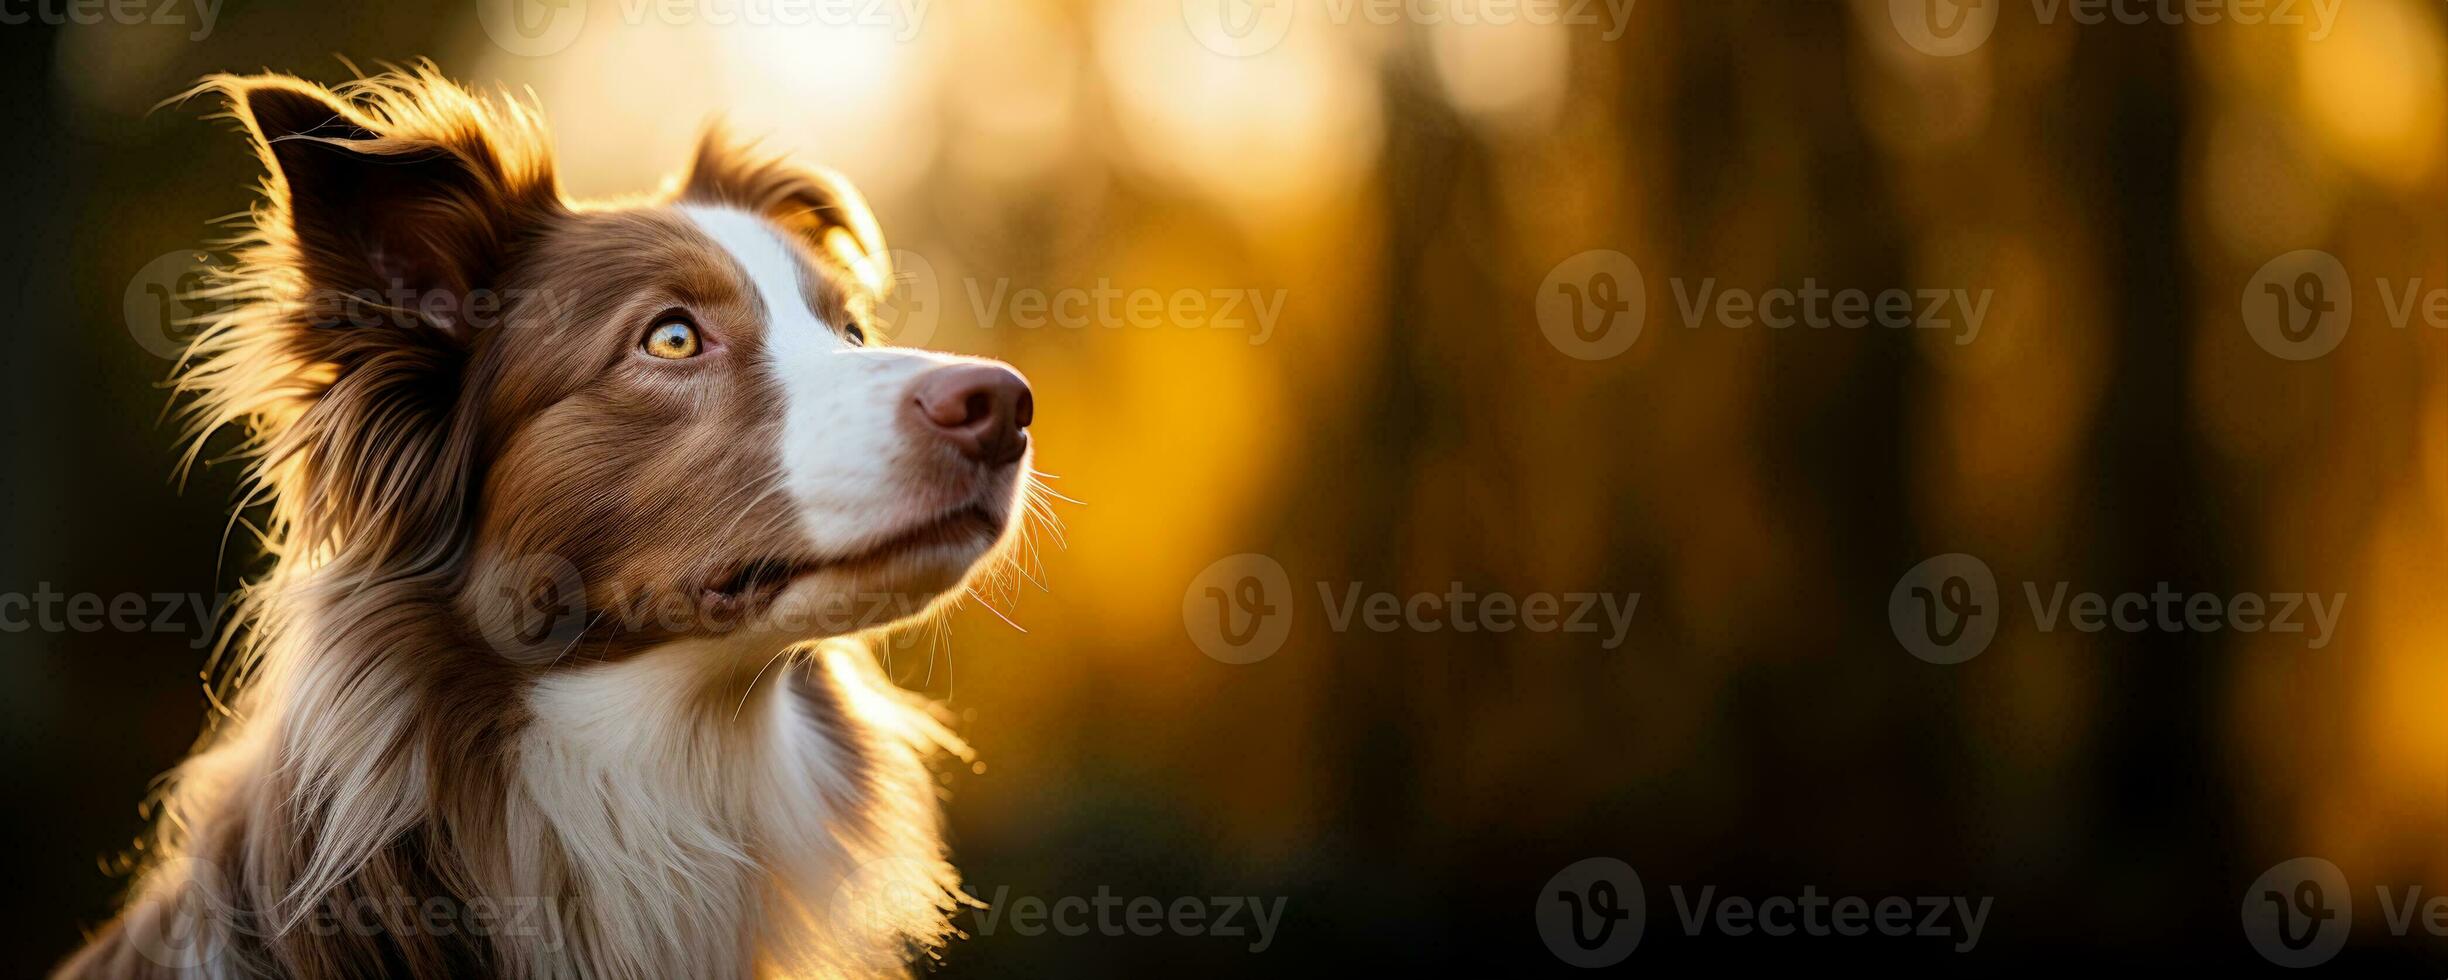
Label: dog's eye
xmin=843 ymin=322 xmax=866 ymax=347
xmin=642 ymin=319 xmax=702 ymax=359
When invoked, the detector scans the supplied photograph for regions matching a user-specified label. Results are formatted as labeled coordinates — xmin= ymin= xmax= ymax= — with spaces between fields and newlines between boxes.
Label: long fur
xmin=59 ymin=69 xmax=977 ymax=980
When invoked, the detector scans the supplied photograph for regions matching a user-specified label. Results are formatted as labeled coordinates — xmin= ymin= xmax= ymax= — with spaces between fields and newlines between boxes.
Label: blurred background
xmin=4 ymin=0 xmax=2446 ymax=974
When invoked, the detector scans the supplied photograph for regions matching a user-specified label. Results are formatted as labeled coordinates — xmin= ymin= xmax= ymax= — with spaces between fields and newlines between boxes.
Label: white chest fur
xmin=513 ymin=640 xmax=957 ymax=979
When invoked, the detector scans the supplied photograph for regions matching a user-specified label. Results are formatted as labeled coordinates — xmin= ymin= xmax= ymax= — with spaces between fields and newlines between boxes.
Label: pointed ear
xmin=184 ymin=73 xmax=558 ymax=563
xmin=679 ymin=124 xmax=892 ymax=298
xmin=226 ymin=76 xmax=552 ymax=341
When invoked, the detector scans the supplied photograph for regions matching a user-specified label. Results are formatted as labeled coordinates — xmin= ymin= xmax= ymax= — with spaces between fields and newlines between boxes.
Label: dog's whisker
xmin=731 ymin=642 xmax=801 ymax=723
xmin=962 ymin=586 xmax=1028 ymax=635
xmin=702 ymin=471 xmax=787 ymax=545
xmin=1026 ymin=482 xmax=1083 ymax=507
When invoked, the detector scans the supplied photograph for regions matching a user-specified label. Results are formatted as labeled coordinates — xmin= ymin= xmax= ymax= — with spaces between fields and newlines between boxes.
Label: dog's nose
xmin=908 ymin=363 xmax=1033 ymax=465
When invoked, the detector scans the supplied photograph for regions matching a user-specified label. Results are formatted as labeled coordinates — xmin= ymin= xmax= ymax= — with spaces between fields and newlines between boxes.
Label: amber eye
xmin=642 ymin=319 xmax=701 ymax=359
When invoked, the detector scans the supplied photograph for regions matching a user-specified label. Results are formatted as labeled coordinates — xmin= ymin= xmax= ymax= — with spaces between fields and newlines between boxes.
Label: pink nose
xmin=908 ymin=363 xmax=1034 ymax=465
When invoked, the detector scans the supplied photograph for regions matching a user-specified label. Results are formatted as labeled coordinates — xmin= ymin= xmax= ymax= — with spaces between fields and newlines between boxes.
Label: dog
xmin=59 ymin=68 xmax=1040 ymax=979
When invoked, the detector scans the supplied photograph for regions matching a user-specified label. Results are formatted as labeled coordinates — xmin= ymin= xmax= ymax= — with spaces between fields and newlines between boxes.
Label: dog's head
xmin=195 ymin=72 xmax=1033 ymax=662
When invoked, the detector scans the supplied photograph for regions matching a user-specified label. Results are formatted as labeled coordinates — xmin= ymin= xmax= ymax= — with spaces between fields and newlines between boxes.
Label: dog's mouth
xmin=700 ymin=502 xmax=1008 ymax=610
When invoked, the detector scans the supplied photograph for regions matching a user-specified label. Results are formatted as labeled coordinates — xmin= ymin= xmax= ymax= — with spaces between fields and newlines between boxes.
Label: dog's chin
xmin=701 ymin=499 xmax=1017 ymax=647
xmin=774 ymin=515 xmax=1001 ymax=616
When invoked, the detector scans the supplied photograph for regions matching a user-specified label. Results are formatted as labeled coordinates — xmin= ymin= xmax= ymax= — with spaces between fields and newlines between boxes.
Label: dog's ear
xmin=184 ymin=73 xmax=560 ymax=564
xmin=229 ymin=75 xmax=556 ymax=342
xmin=679 ymin=124 xmax=892 ymax=299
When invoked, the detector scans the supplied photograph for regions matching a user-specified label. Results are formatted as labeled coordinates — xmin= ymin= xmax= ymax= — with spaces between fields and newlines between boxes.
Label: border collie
xmin=59 ymin=68 xmax=1039 ymax=979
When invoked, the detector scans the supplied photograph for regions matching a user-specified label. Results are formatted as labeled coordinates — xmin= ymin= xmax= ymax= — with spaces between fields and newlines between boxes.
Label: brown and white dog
xmin=59 ymin=69 xmax=1040 ymax=979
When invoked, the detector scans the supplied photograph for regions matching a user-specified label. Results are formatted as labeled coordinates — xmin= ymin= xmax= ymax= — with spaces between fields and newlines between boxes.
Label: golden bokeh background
xmin=5 ymin=0 xmax=2446 ymax=972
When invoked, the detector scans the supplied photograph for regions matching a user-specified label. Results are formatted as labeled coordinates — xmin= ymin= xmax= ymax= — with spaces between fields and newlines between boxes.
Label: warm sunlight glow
xmin=2293 ymin=0 xmax=2447 ymax=189
xmin=471 ymin=2 xmax=938 ymax=203
xmin=1429 ymin=4 xmax=1572 ymax=134
xmin=1093 ymin=0 xmax=1382 ymax=223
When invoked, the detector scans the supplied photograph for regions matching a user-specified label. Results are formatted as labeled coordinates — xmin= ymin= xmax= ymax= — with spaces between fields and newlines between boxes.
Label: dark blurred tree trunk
xmin=2074 ymin=19 xmax=2234 ymax=937
xmin=1334 ymin=46 xmax=1491 ymax=847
